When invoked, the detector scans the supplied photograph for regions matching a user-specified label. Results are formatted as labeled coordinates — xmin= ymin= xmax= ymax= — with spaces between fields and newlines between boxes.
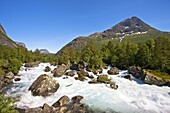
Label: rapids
xmin=2 ymin=63 xmax=170 ymax=113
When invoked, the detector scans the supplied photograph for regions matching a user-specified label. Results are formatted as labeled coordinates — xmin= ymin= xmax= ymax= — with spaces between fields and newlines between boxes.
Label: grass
xmin=122 ymin=30 xmax=170 ymax=43
xmin=145 ymin=70 xmax=170 ymax=82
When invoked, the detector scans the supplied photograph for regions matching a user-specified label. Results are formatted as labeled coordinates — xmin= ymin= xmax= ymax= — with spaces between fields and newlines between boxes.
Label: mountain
xmin=39 ymin=49 xmax=50 ymax=54
xmin=0 ymin=23 xmax=7 ymax=35
xmin=56 ymin=16 xmax=170 ymax=55
xmin=16 ymin=42 xmax=26 ymax=48
xmin=0 ymin=23 xmax=18 ymax=47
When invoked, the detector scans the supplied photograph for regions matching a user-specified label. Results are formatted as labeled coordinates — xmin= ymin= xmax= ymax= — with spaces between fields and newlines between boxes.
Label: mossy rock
xmin=97 ymin=74 xmax=111 ymax=83
xmin=107 ymin=67 xmax=119 ymax=75
xmin=144 ymin=69 xmax=170 ymax=86
xmin=24 ymin=62 xmax=40 ymax=67
xmin=65 ymin=71 xmax=75 ymax=77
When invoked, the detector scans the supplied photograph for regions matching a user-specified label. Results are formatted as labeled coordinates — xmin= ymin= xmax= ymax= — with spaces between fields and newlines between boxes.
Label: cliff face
xmin=0 ymin=23 xmax=7 ymax=35
xmin=0 ymin=24 xmax=18 ymax=47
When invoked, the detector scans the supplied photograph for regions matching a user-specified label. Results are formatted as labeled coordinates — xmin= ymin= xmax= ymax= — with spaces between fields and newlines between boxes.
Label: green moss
xmin=97 ymin=74 xmax=111 ymax=83
xmin=145 ymin=70 xmax=170 ymax=82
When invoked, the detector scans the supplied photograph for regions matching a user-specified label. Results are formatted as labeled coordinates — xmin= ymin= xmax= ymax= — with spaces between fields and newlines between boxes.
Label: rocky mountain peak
xmin=0 ymin=23 xmax=7 ymax=35
xmin=16 ymin=42 xmax=27 ymax=48
xmin=0 ymin=23 xmax=18 ymax=47
xmin=39 ymin=49 xmax=50 ymax=54
xmin=100 ymin=16 xmax=156 ymax=39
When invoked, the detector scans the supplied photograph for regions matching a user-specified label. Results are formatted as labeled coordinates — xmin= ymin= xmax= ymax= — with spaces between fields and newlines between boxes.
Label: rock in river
xmin=28 ymin=74 xmax=60 ymax=97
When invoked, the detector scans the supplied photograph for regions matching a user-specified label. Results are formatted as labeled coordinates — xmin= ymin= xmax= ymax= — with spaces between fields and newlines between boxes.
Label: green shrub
xmin=0 ymin=94 xmax=18 ymax=113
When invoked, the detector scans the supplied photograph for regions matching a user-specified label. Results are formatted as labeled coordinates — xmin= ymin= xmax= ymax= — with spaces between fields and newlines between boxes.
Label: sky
xmin=0 ymin=0 xmax=170 ymax=53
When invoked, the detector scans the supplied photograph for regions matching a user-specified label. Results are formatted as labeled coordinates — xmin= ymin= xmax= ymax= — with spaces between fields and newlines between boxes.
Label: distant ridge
xmin=56 ymin=16 xmax=164 ymax=55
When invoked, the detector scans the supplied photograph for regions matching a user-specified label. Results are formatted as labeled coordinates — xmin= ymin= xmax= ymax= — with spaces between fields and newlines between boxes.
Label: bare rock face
xmin=16 ymin=42 xmax=26 ymax=48
xmin=0 ymin=23 xmax=18 ymax=47
xmin=0 ymin=23 xmax=7 ymax=35
xmin=28 ymin=74 xmax=60 ymax=97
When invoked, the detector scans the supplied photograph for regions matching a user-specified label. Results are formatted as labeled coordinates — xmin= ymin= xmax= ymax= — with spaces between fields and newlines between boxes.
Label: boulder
xmin=144 ymin=70 xmax=170 ymax=86
xmin=97 ymin=74 xmax=111 ymax=83
xmin=14 ymin=78 xmax=21 ymax=82
xmin=92 ymin=68 xmax=103 ymax=75
xmin=88 ymin=78 xmax=99 ymax=84
xmin=75 ymin=70 xmax=89 ymax=81
xmin=52 ymin=95 xmax=70 ymax=108
xmin=128 ymin=66 xmax=145 ymax=80
xmin=63 ymin=76 xmax=69 ymax=79
xmin=23 ymin=95 xmax=86 ymax=113
xmin=28 ymin=74 xmax=60 ymax=97
xmin=3 ymin=72 xmax=14 ymax=84
xmin=110 ymin=81 xmax=118 ymax=89
xmin=71 ymin=95 xmax=83 ymax=104
xmin=24 ymin=62 xmax=39 ymax=67
xmin=42 ymin=103 xmax=53 ymax=113
xmin=70 ymin=61 xmax=86 ymax=71
xmin=5 ymin=72 xmax=14 ymax=79
xmin=44 ymin=66 xmax=51 ymax=72
xmin=123 ymin=74 xmax=132 ymax=81
xmin=65 ymin=71 xmax=75 ymax=77
xmin=25 ymin=108 xmax=43 ymax=113
xmin=53 ymin=64 xmax=68 ymax=77
xmin=70 ymin=63 xmax=79 ymax=70
xmin=77 ymin=70 xmax=91 ymax=78
xmin=107 ymin=67 xmax=119 ymax=75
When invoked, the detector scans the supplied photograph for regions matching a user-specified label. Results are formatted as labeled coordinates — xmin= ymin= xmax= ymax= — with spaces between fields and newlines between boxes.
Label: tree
xmin=135 ymin=43 xmax=150 ymax=68
xmin=153 ymin=37 xmax=170 ymax=72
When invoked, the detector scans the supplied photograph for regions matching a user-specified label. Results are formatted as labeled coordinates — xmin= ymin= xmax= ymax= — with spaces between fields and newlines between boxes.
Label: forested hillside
xmin=57 ymin=36 xmax=170 ymax=74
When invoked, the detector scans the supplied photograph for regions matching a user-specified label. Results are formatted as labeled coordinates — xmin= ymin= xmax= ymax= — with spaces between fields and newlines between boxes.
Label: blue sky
xmin=0 ymin=0 xmax=170 ymax=53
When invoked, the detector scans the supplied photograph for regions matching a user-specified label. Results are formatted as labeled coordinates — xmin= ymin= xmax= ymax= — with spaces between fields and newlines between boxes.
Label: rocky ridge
xmin=0 ymin=23 xmax=18 ymax=47
xmin=56 ymin=16 xmax=158 ymax=55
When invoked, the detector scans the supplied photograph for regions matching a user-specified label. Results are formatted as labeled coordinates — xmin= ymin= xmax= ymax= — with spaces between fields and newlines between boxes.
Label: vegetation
xmin=145 ymin=70 xmax=170 ymax=81
xmin=58 ymin=36 xmax=170 ymax=75
xmin=0 ymin=94 xmax=18 ymax=113
xmin=0 ymin=45 xmax=57 ymax=75
xmin=97 ymin=74 xmax=111 ymax=83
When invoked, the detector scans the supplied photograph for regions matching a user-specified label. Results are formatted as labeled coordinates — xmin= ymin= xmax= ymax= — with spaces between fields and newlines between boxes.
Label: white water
xmin=3 ymin=63 xmax=170 ymax=113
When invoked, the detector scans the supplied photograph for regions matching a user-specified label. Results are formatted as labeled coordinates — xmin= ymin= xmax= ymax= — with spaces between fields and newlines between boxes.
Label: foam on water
xmin=3 ymin=63 xmax=170 ymax=113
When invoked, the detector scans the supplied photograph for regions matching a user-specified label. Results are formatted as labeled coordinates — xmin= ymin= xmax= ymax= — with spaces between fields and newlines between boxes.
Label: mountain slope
xmin=56 ymin=16 xmax=170 ymax=55
xmin=0 ymin=24 xmax=18 ymax=47
xmin=39 ymin=49 xmax=50 ymax=54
